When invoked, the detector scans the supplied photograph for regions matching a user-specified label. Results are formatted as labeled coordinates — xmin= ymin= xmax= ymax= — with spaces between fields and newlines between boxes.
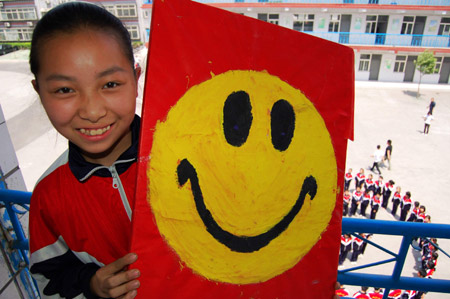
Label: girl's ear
xmin=135 ymin=65 xmax=142 ymax=81
xmin=31 ymin=79 xmax=39 ymax=92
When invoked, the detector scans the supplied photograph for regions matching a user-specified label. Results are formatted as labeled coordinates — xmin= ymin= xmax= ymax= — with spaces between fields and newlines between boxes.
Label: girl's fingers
xmin=106 ymin=268 xmax=141 ymax=290
xmin=109 ymin=279 xmax=140 ymax=298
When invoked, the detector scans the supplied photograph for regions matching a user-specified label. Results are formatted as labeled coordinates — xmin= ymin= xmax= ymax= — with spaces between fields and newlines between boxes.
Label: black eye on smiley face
xmin=223 ymin=90 xmax=296 ymax=151
xmin=177 ymin=90 xmax=317 ymax=253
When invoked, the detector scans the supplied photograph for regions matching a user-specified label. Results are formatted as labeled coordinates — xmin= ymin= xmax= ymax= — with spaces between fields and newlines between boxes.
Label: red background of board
xmin=130 ymin=0 xmax=354 ymax=297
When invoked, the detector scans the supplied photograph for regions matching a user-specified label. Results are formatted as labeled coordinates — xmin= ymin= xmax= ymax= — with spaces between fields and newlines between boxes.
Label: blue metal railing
xmin=0 ymin=189 xmax=39 ymax=298
xmin=191 ymin=0 xmax=450 ymax=6
xmin=307 ymin=32 xmax=450 ymax=48
xmin=1 ymin=189 xmax=450 ymax=298
xmin=339 ymin=217 xmax=450 ymax=299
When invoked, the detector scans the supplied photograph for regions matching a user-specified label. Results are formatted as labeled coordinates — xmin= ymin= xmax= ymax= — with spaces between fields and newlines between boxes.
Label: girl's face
xmin=33 ymin=29 xmax=140 ymax=166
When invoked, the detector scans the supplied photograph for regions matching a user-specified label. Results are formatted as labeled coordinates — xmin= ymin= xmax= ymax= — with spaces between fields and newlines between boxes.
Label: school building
xmin=1 ymin=0 xmax=450 ymax=84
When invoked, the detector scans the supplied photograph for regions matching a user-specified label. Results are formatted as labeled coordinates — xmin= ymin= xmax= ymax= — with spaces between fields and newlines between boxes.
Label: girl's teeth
xmin=80 ymin=125 xmax=111 ymax=136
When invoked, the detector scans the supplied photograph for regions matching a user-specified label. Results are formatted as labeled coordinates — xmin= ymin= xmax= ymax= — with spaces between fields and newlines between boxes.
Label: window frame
xmin=394 ymin=55 xmax=407 ymax=73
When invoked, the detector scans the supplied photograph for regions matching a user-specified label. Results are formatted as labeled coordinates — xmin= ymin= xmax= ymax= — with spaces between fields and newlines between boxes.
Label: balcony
xmin=305 ymin=32 xmax=450 ymax=48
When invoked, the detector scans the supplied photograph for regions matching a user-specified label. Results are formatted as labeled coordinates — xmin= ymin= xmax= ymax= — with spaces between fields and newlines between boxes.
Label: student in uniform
xmin=370 ymin=192 xmax=381 ymax=220
xmin=382 ymin=180 xmax=395 ymax=209
xmin=350 ymin=186 xmax=363 ymax=217
xmin=399 ymin=191 xmax=412 ymax=221
xmin=345 ymin=168 xmax=353 ymax=191
xmin=339 ymin=234 xmax=353 ymax=266
xmin=360 ymin=189 xmax=371 ymax=217
xmin=343 ymin=189 xmax=351 ymax=216
xmin=407 ymin=201 xmax=420 ymax=222
xmin=350 ymin=234 xmax=364 ymax=264
xmin=28 ymin=3 xmax=142 ymax=297
xmin=391 ymin=186 xmax=402 ymax=217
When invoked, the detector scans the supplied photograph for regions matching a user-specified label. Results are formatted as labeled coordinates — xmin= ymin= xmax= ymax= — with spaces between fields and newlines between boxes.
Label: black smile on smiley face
xmin=177 ymin=90 xmax=318 ymax=253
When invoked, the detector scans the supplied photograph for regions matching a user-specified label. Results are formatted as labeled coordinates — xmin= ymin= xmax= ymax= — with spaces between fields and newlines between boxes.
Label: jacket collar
xmin=68 ymin=115 xmax=140 ymax=181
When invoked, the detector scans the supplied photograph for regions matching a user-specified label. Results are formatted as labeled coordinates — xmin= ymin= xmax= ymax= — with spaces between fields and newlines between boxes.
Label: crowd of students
xmin=337 ymin=167 xmax=440 ymax=299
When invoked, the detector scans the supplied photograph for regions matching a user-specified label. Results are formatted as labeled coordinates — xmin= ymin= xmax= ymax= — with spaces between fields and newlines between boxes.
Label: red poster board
xmin=130 ymin=0 xmax=354 ymax=298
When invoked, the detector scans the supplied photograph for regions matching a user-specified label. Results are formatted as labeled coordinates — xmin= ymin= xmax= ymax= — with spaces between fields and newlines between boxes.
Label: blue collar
xmin=68 ymin=115 xmax=140 ymax=181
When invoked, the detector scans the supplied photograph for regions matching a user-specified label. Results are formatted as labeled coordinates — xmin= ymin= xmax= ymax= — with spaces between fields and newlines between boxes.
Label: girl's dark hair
xmin=30 ymin=2 xmax=134 ymax=76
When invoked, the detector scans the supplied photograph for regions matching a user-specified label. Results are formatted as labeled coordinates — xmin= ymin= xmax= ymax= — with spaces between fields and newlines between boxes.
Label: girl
xmin=391 ymin=186 xmax=401 ymax=217
xmin=370 ymin=192 xmax=381 ymax=219
xmin=29 ymin=3 xmax=141 ymax=298
xmin=399 ymin=191 xmax=412 ymax=221
xmin=344 ymin=168 xmax=353 ymax=191
xmin=355 ymin=168 xmax=365 ymax=189
xmin=360 ymin=189 xmax=371 ymax=217
xmin=343 ymin=189 xmax=351 ymax=216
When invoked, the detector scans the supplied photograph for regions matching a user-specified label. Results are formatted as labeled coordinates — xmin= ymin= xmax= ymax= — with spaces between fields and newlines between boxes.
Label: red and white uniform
xmin=355 ymin=172 xmax=365 ymax=186
xmin=352 ymin=190 xmax=363 ymax=202
xmin=401 ymin=196 xmax=412 ymax=210
xmin=341 ymin=235 xmax=353 ymax=248
xmin=416 ymin=211 xmax=427 ymax=222
xmin=336 ymin=288 xmax=349 ymax=297
xmin=374 ymin=179 xmax=383 ymax=194
xmin=371 ymin=194 xmax=381 ymax=208
xmin=29 ymin=116 xmax=140 ymax=298
xmin=393 ymin=192 xmax=401 ymax=202
xmin=426 ymin=267 xmax=436 ymax=278
xmin=369 ymin=291 xmax=383 ymax=299
xmin=387 ymin=289 xmax=403 ymax=298
xmin=365 ymin=178 xmax=375 ymax=191
xmin=345 ymin=172 xmax=353 ymax=183
xmin=343 ymin=192 xmax=351 ymax=205
xmin=362 ymin=192 xmax=371 ymax=203
xmin=353 ymin=291 xmax=370 ymax=299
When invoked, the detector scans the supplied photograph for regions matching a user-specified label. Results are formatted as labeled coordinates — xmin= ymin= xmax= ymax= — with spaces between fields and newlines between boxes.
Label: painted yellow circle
xmin=148 ymin=70 xmax=337 ymax=284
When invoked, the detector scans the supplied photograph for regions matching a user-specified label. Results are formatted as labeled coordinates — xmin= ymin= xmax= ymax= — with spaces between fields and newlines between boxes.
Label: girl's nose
xmin=79 ymin=92 xmax=107 ymax=122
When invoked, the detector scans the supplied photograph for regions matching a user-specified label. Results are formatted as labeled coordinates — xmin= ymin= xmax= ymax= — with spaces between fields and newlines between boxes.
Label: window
xmin=104 ymin=4 xmax=137 ymax=18
xmin=258 ymin=13 xmax=279 ymax=25
xmin=365 ymin=15 xmax=377 ymax=33
xmin=0 ymin=8 xmax=37 ymax=21
xmin=438 ymin=17 xmax=450 ymax=36
xmin=434 ymin=57 xmax=443 ymax=74
xmin=125 ymin=25 xmax=139 ymax=40
xmin=394 ymin=55 xmax=407 ymax=72
xmin=401 ymin=16 xmax=414 ymax=34
xmin=0 ymin=28 xmax=33 ymax=41
xmin=359 ymin=54 xmax=371 ymax=71
xmin=293 ymin=14 xmax=314 ymax=32
xmin=116 ymin=5 xmax=137 ymax=18
xmin=328 ymin=14 xmax=340 ymax=32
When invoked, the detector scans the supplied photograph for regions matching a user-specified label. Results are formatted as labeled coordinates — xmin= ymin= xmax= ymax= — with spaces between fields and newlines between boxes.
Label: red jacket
xmin=29 ymin=116 xmax=139 ymax=298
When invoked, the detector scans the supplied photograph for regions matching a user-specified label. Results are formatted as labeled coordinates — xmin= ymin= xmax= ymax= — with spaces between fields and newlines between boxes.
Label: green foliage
xmin=132 ymin=41 xmax=143 ymax=49
xmin=0 ymin=42 xmax=31 ymax=49
xmin=414 ymin=50 xmax=436 ymax=75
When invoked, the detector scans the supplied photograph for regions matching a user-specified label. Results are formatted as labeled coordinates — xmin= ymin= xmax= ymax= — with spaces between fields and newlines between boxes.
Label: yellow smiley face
xmin=148 ymin=70 xmax=337 ymax=284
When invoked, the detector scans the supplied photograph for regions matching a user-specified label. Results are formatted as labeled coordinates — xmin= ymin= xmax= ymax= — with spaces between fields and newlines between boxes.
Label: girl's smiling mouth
xmin=79 ymin=125 xmax=111 ymax=136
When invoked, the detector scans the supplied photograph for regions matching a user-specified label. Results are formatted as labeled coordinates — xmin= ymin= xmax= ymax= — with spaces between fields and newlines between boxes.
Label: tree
xmin=414 ymin=50 xmax=436 ymax=97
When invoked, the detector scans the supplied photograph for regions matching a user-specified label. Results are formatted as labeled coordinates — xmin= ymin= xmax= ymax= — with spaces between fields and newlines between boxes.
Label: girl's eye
xmin=56 ymin=87 xmax=73 ymax=94
xmin=104 ymin=82 xmax=119 ymax=89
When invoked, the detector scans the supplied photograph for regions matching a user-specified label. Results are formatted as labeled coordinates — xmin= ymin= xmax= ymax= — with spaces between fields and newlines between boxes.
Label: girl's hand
xmin=90 ymin=253 xmax=140 ymax=299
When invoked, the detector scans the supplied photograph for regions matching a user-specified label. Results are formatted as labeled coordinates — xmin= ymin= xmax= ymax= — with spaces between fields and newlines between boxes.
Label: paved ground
xmin=1 ymin=50 xmax=449 ymax=298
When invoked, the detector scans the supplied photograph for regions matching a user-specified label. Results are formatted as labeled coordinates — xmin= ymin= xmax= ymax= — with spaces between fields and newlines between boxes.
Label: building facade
xmin=141 ymin=0 xmax=450 ymax=84
xmin=1 ymin=0 xmax=449 ymax=84
xmin=0 ymin=0 xmax=145 ymax=43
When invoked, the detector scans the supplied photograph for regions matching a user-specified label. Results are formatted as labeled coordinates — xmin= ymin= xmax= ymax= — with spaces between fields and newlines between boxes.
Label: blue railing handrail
xmin=305 ymin=32 xmax=450 ymax=48
xmin=192 ymin=0 xmax=450 ymax=6
xmin=339 ymin=217 xmax=450 ymax=298
xmin=0 ymin=189 xmax=31 ymax=254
